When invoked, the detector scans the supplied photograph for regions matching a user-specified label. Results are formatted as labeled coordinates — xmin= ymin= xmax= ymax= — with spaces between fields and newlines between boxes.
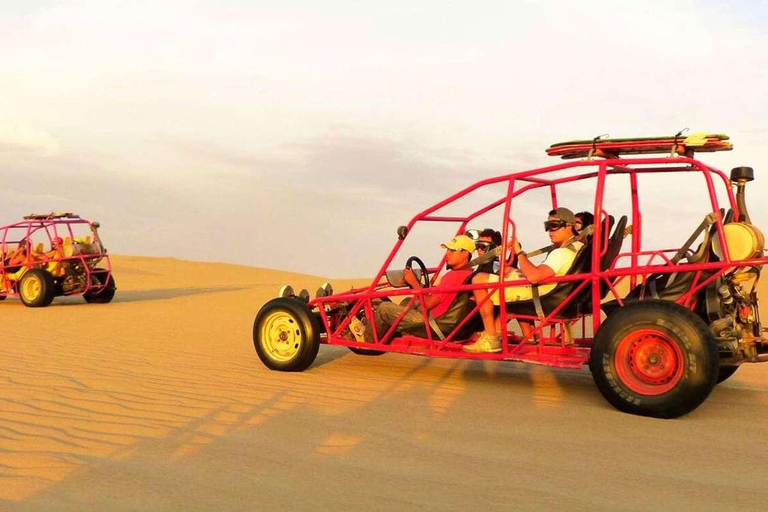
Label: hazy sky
xmin=1 ymin=0 xmax=767 ymax=278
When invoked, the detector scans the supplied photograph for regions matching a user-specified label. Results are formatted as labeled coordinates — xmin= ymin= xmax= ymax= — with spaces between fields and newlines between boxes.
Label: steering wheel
xmin=404 ymin=256 xmax=430 ymax=288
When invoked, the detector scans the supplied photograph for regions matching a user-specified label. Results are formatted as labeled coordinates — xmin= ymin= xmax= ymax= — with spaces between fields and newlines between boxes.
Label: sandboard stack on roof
xmin=546 ymin=133 xmax=732 ymax=159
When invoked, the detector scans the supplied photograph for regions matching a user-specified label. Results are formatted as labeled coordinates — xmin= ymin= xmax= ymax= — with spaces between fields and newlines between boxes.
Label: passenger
xmin=4 ymin=240 xmax=43 ymax=271
xmin=5 ymin=240 xmax=28 ymax=268
xmin=45 ymin=237 xmax=66 ymax=276
xmin=464 ymin=207 xmax=582 ymax=353
xmin=575 ymin=211 xmax=594 ymax=238
xmin=473 ymin=228 xmax=502 ymax=274
xmin=360 ymin=235 xmax=476 ymax=342
xmin=3 ymin=239 xmax=50 ymax=273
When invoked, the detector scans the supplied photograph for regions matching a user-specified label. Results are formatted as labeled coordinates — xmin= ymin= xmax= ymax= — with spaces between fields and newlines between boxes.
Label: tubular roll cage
xmin=0 ymin=217 xmax=112 ymax=296
xmin=311 ymin=156 xmax=768 ymax=368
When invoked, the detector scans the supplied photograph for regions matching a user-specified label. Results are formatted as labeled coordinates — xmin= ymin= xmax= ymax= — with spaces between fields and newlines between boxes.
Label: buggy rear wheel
xmin=253 ymin=298 xmax=320 ymax=371
xmin=19 ymin=269 xmax=55 ymax=307
xmin=84 ymin=272 xmax=116 ymax=304
xmin=589 ymin=300 xmax=719 ymax=419
xmin=716 ymin=365 xmax=739 ymax=384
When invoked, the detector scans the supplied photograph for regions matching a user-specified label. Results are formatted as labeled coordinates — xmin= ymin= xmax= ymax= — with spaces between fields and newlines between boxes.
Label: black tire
xmin=19 ymin=269 xmax=56 ymax=307
xmin=716 ymin=365 xmax=739 ymax=384
xmin=0 ymin=295 xmax=6 ymax=301
xmin=349 ymin=346 xmax=386 ymax=356
xmin=253 ymin=298 xmax=321 ymax=371
xmin=589 ymin=300 xmax=719 ymax=419
xmin=84 ymin=272 xmax=116 ymax=304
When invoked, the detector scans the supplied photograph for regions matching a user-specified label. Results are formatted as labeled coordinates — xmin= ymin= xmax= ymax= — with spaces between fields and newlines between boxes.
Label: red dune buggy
xmin=253 ymin=133 xmax=768 ymax=418
xmin=1 ymin=213 xmax=115 ymax=307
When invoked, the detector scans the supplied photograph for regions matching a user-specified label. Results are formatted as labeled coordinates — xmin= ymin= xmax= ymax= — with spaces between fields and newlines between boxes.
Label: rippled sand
xmin=2 ymin=256 xmax=768 ymax=511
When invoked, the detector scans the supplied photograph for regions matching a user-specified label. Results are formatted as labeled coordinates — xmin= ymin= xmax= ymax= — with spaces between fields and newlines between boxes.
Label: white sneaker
xmin=463 ymin=332 xmax=501 ymax=353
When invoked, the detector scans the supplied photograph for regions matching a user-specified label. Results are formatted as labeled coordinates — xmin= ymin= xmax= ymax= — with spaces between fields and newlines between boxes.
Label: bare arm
xmin=505 ymin=237 xmax=555 ymax=284
xmin=516 ymin=253 xmax=554 ymax=284
xmin=403 ymin=268 xmax=442 ymax=311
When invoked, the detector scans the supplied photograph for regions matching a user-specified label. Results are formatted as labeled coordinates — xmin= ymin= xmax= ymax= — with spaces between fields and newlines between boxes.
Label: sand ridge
xmin=1 ymin=255 xmax=768 ymax=511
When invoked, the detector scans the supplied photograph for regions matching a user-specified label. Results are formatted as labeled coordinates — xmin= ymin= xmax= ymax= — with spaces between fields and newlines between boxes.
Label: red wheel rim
xmin=614 ymin=328 xmax=684 ymax=396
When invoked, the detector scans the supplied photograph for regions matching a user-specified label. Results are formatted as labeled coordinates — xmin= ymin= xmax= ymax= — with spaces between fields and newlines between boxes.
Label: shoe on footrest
xmin=465 ymin=331 xmax=482 ymax=344
xmin=463 ymin=332 xmax=501 ymax=353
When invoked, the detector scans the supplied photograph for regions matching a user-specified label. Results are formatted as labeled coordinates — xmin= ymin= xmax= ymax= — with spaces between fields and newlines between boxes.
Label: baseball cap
xmin=441 ymin=234 xmax=476 ymax=253
xmin=550 ymin=207 xmax=576 ymax=225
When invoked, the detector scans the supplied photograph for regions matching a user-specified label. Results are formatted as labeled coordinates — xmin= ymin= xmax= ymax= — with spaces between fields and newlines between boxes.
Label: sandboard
xmin=546 ymin=133 xmax=732 ymax=159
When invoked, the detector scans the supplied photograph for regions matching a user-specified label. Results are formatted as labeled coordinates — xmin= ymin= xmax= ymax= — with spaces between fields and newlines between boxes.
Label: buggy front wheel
xmin=19 ymin=269 xmax=55 ymax=307
xmin=253 ymin=298 xmax=320 ymax=371
xmin=589 ymin=300 xmax=719 ymax=419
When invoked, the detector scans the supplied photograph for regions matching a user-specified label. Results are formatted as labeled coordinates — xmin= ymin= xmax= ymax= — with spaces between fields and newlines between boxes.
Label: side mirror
xmin=397 ymin=226 xmax=408 ymax=240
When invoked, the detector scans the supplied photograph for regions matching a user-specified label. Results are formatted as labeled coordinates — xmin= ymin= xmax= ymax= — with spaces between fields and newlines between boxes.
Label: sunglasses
xmin=543 ymin=220 xmax=568 ymax=232
xmin=475 ymin=242 xmax=492 ymax=251
xmin=446 ymin=248 xmax=466 ymax=253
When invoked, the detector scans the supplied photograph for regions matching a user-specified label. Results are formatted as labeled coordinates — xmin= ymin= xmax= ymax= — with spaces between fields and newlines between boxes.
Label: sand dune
xmin=2 ymin=255 xmax=768 ymax=511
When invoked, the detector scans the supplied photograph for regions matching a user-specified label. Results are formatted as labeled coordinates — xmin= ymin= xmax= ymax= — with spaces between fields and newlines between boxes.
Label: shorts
xmin=486 ymin=272 xmax=535 ymax=305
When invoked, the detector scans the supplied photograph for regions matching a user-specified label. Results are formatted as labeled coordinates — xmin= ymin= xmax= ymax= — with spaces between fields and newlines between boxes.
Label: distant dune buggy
xmin=1 ymin=213 xmax=115 ymax=307
xmin=253 ymin=133 xmax=768 ymax=418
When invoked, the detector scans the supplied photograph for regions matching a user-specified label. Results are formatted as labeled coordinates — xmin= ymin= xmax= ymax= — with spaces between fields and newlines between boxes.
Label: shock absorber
xmin=718 ymin=285 xmax=735 ymax=312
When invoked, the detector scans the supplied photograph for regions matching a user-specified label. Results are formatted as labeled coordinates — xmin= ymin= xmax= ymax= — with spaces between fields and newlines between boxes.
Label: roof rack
xmin=23 ymin=212 xmax=81 ymax=220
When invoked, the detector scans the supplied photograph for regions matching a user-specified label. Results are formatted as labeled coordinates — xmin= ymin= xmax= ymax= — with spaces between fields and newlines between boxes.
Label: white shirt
xmin=536 ymin=241 xmax=583 ymax=296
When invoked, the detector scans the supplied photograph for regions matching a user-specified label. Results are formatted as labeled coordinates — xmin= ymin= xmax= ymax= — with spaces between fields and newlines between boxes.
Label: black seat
xmin=429 ymin=269 xmax=484 ymax=340
xmin=603 ymin=212 xmax=721 ymax=314
xmin=503 ymin=215 xmax=627 ymax=319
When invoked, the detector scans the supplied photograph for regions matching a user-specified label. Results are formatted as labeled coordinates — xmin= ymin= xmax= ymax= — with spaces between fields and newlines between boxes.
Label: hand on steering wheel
xmin=404 ymin=256 xmax=430 ymax=289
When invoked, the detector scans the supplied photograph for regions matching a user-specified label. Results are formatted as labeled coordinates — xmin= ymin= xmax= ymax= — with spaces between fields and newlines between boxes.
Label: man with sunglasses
xmin=473 ymin=228 xmax=502 ymax=274
xmin=464 ymin=208 xmax=582 ymax=353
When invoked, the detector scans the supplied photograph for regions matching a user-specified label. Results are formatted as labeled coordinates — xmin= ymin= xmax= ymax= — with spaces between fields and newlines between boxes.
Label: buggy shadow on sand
xmin=254 ymin=133 xmax=767 ymax=418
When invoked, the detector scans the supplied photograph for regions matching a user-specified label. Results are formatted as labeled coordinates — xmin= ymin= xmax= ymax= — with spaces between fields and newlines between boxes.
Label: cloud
xmin=0 ymin=121 xmax=60 ymax=156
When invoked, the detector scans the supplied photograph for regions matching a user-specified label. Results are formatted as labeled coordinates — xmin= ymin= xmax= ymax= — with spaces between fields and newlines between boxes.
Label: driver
xmin=45 ymin=237 xmax=67 ymax=277
xmin=46 ymin=237 xmax=64 ymax=258
xmin=361 ymin=235 xmax=476 ymax=342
